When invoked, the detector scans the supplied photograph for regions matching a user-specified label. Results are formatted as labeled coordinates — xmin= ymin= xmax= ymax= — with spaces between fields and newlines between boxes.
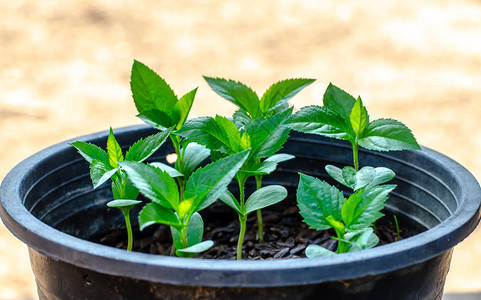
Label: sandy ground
xmin=1 ymin=0 xmax=481 ymax=298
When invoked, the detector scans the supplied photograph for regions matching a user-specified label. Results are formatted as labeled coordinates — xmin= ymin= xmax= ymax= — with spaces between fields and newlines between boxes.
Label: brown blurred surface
xmin=1 ymin=1 xmax=481 ymax=298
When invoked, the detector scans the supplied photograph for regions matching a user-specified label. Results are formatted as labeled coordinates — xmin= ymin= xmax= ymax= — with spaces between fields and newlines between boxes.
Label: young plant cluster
xmin=286 ymin=84 xmax=421 ymax=256
xmin=72 ymin=60 xmax=420 ymax=260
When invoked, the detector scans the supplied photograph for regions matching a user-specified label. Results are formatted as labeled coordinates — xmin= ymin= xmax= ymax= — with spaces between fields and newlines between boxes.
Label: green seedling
xmin=285 ymin=83 xmax=421 ymax=171
xmin=71 ymin=128 xmax=170 ymax=251
xmin=177 ymin=110 xmax=292 ymax=259
xmin=220 ymin=185 xmax=287 ymax=260
xmin=298 ymin=168 xmax=396 ymax=256
xmin=106 ymin=199 xmax=142 ymax=251
xmin=203 ymin=76 xmax=315 ymax=120
xmin=286 ymin=84 xmax=420 ymax=256
xmin=120 ymin=151 xmax=249 ymax=257
xmin=203 ymin=77 xmax=314 ymax=242
xmin=130 ymin=60 xmax=210 ymax=202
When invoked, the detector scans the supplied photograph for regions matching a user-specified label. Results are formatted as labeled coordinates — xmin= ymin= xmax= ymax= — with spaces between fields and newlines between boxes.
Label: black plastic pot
xmin=1 ymin=125 xmax=480 ymax=300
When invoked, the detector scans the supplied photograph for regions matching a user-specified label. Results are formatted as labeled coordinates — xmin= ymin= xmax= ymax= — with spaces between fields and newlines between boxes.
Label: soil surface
xmin=95 ymin=202 xmax=415 ymax=260
xmin=1 ymin=1 xmax=481 ymax=299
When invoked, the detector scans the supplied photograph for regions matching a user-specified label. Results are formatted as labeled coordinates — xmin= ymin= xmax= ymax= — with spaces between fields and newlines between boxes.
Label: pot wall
xmin=29 ymin=248 xmax=452 ymax=300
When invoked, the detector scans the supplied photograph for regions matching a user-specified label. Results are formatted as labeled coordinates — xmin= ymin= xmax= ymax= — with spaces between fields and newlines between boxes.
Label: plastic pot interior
xmin=1 ymin=124 xmax=480 ymax=288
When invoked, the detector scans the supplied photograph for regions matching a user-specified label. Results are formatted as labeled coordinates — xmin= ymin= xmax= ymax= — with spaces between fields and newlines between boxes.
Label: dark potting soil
xmin=94 ymin=200 xmax=417 ymax=260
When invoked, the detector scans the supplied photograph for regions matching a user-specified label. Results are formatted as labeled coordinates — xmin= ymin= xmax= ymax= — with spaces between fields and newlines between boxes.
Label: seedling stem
xmin=237 ymin=176 xmax=247 ymax=260
xmin=122 ymin=209 xmax=134 ymax=251
xmin=353 ymin=143 xmax=359 ymax=171
xmin=255 ymin=174 xmax=264 ymax=244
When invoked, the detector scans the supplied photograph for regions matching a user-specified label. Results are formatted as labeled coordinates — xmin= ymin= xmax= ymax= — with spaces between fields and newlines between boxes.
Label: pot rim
xmin=1 ymin=124 xmax=480 ymax=287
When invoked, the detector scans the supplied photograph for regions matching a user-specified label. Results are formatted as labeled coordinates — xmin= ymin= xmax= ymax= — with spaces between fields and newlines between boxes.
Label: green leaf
xmin=138 ymin=202 xmax=181 ymax=231
xmin=284 ymin=106 xmax=351 ymax=141
xmin=342 ymin=184 xmax=396 ymax=230
xmin=358 ymin=119 xmax=421 ymax=151
xmin=119 ymin=161 xmax=179 ymax=210
xmin=180 ymin=143 xmax=211 ymax=178
xmin=123 ymin=176 xmax=140 ymax=200
xmin=350 ymin=96 xmax=368 ymax=137
xmin=323 ymin=83 xmax=356 ymax=124
xmin=209 ymin=149 xmax=227 ymax=162
xmin=176 ymin=240 xmax=214 ymax=255
xmin=112 ymin=181 xmax=121 ymax=199
xmin=260 ymin=78 xmax=315 ymax=114
xmin=107 ymin=199 xmax=142 ymax=210
xmin=242 ymin=153 xmax=294 ymax=176
xmin=326 ymin=165 xmax=396 ymax=191
xmin=219 ymin=190 xmax=242 ymax=215
xmin=177 ymin=197 xmax=195 ymax=220
xmin=171 ymin=212 xmax=207 ymax=258
xmin=326 ymin=215 xmax=345 ymax=233
xmin=245 ymin=185 xmax=287 ymax=215
xmin=175 ymin=117 xmax=213 ymax=148
xmin=268 ymin=101 xmax=290 ymax=116
xmin=70 ymin=141 xmax=109 ymax=165
xmin=107 ymin=128 xmax=124 ymax=168
xmin=342 ymin=166 xmax=373 ymax=190
xmin=264 ymin=153 xmax=295 ymax=163
xmin=184 ymin=150 xmax=250 ymax=213
xmin=137 ymin=109 xmax=175 ymax=131
xmin=324 ymin=165 xmax=347 ymax=187
xmin=232 ymin=109 xmax=252 ymax=129
xmin=366 ymin=167 xmax=396 ymax=188
xmin=176 ymin=116 xmax=246 ymax=155
xmin=242 ymin=161 xmax=277 ymax=177
xmin=345 ymin=228 xmax=379 ymax=252
xmin=297 ymin=173 xmax=345 ymax=231
xmin=111 ymin=172 xmax=140 ymax=200
xmin=149 ymin=162 xmax=184 ymax=178
xmin=125 ymin=131 xmax=170 ymax=163
xmin=186 ymin=212 xmax=204 ymax=246
xmin=170 ymin=226 xmax=184 ymax=253
xmin=245 ymin=109 xmax=291 ymax=159
xmin=213 ymin=115 xmax=249 ymax=153
xmin=174 ymin=88 xmax=197 ymax=129
xmin=305 ymin=244 xmax=335 ymax=258
xmin=203 ymin=76 xmax=261 ymax=119
xmin=340 ymin=191 xmax=364 ymax=229
xmin=130 ymin=60 xmax=178 ymax=114
xmin=90 ymin=160 xmax=118 ymax=189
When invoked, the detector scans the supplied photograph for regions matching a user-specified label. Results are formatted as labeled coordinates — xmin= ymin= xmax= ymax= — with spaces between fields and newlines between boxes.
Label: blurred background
xmin=1 ymin=0 xmax=481 ymax=298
